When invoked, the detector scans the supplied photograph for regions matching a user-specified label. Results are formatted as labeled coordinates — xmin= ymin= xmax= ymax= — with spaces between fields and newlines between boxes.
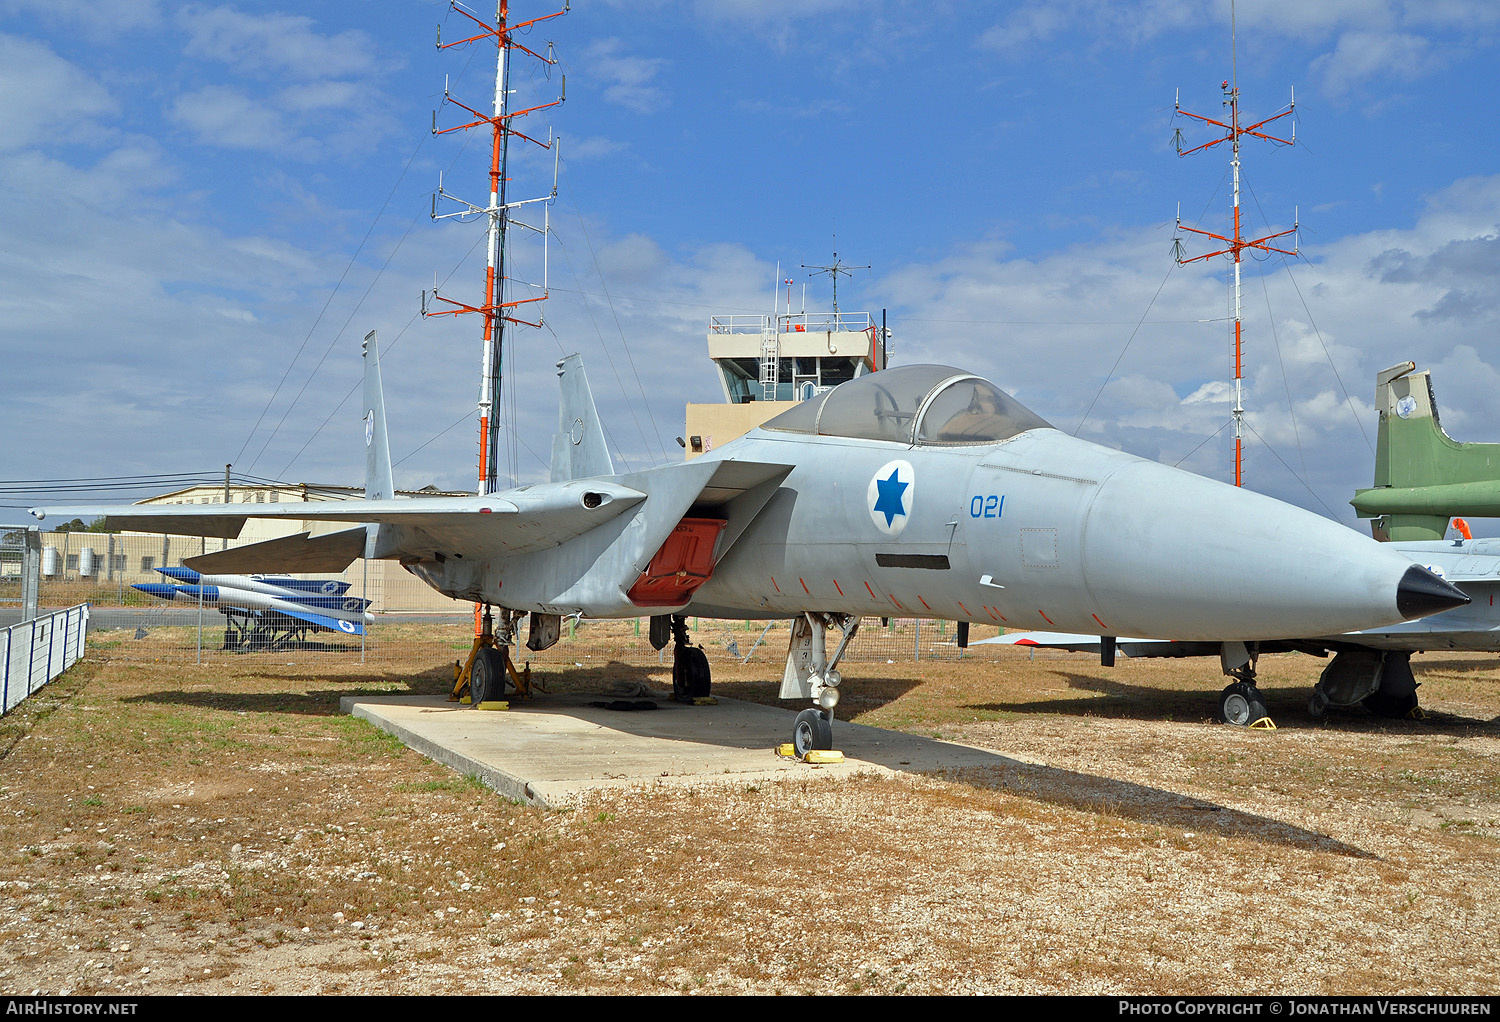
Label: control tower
xmin=684 ymin=309 xmax=887 ymax=459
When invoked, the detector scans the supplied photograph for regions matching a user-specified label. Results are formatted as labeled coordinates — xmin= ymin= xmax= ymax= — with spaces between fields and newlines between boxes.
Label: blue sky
xmin=4 ymin=0 xmax=1500 ymax=535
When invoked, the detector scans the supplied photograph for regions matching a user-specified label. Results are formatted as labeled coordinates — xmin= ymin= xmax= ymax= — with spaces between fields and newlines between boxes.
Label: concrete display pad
xmin=340 ymin=691 xmax=1023 ymax=807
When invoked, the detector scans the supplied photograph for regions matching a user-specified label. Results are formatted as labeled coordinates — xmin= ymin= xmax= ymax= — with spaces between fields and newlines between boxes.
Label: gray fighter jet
xmin=31 ymin=336 xmax=1468 ymax=754
xmin=985 ymin=360 xmax=1500 ymax=725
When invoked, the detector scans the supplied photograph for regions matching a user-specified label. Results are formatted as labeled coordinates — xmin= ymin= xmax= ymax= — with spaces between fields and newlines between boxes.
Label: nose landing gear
xmin=1218 ymin=641 xmax=1273 ymax=728
xmin=781 ymin=612 xmax=860 ymax=755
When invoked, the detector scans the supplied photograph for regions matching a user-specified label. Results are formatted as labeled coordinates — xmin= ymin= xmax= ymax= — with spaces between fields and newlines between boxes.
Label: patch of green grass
xmin=393 ymin=774 xmax=489 ymax=794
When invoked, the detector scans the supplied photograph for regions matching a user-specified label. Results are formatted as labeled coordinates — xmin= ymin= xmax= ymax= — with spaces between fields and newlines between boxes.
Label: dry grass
xmin=0 ymin=636 xmax=1497 ymax=995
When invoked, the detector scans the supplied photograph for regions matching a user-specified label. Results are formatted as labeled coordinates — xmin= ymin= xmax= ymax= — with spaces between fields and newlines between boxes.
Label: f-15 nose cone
xmin=1396 ymin=565 xmax=1470 ymax=619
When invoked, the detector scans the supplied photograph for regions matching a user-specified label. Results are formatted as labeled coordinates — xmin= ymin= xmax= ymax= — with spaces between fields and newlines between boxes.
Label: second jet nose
xmin=1396 ymin=564 xmax=1470 ymax=619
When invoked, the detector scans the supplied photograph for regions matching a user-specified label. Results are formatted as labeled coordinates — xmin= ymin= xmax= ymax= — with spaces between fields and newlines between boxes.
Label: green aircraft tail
xmin=1352 ymin=362 xmax=1500 ymax=541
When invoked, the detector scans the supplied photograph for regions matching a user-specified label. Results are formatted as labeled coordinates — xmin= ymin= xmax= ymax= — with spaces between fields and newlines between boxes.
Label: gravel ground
xmin=1 ymin=644 xmax=1496 ymax=995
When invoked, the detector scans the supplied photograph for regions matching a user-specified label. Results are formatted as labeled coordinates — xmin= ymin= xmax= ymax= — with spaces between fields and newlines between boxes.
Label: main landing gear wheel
xmin=470 ymin=647 xmax=506 ymax=707
xmin=669 ymin=614 xmax=712 ymax=702
xmin=1219 ymin=681 xmax=1269 ymax=727
xmin=672 ymin=644 xmax=711 ymax=702
xmin=792 ymin=708 xmax=833 ymax=758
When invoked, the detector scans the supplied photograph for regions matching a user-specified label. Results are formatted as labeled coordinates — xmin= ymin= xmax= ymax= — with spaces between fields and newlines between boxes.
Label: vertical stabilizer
xmin=550 ymin=354 xmax=614 ymax=482
xmin=1353 ymin=362 xmax=1500 ymax=541
xmin=363 ymin=330 xmax=396 ymax=501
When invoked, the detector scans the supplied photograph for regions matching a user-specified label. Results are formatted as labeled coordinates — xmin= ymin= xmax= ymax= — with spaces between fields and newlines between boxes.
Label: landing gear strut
xmin=781 ymin=613 xmax=860 ymax=754
xmin=1218 ymin=641 xmax=1272 ymax=727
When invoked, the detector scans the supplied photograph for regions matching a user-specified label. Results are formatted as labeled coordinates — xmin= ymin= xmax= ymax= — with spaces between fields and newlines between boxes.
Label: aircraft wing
xmin=32 ymin=478 xmax=648 ymax=564
xmin=184 ymin=529 xmax=369 ymax=574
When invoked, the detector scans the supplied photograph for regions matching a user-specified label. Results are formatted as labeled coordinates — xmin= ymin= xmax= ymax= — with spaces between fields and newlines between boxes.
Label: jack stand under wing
xmin=453 ymin=605 xmax=533 ymax=706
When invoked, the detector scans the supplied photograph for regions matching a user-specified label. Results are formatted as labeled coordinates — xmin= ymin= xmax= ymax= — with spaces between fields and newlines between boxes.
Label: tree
xmin=51 ymin=518 xmax=117 ymax=534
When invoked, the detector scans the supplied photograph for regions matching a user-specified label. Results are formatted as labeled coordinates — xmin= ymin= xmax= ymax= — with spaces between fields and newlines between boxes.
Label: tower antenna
xmin=423 ymin=0 xmax=567 ymax=495
xmin=1171 ymin=1 xmax=1298 ymax=488
xmin=802 ymin=231 xmax=868 ymax=316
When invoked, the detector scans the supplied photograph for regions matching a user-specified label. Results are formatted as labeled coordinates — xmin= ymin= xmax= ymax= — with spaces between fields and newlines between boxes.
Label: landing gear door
xmin=780 ymin=615 xmax=816 ymax=700
xmin=527 ymin=612 xmax=561 ymax=652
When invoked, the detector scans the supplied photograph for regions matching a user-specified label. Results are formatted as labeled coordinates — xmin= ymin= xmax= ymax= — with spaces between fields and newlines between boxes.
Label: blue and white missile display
xmin=154 ymin=567 xmax=352 ymax=598
xmin=132 ymin=578 xmax=371 ymax=636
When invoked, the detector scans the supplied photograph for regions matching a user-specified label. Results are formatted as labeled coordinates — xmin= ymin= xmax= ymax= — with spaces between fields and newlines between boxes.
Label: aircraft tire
xmin=672 ymin=646 xmax=712 ymax=702
xmin=793 ymin=708 xmax=833 ymax=757
xmin=685 ymin=647 xmax=711 ymax=699
xmin=470 ymin=648 xmax=506 ymax=707
xmin=1219 ymin=682 xmax=1268 ymax=727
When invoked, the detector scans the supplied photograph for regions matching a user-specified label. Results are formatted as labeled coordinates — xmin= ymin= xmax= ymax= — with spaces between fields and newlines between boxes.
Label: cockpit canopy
xmin=762 ymin=364 xmax=1051 ymax=446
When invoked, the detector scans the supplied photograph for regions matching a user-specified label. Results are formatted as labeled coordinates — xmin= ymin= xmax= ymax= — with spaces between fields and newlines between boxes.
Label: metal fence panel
xmin=2 ymin=604 xmax=89 ymax=715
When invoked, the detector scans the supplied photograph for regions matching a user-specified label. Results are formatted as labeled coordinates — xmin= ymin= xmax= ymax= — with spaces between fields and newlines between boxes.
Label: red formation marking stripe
xmin=771 ymin=577 xmax=781 ymax=594
xmin=1038 ymin=610 xmax=1055 ymax=625
xmin=833 ymin=579 xmax=844 ymax=596
xmin=918 ymin=595 xmax=931 ymax=610
xmin=799 ymin=578 xmax=810 ymax=594
xmin=1092 ymin=614 xmax=1108 ymax=629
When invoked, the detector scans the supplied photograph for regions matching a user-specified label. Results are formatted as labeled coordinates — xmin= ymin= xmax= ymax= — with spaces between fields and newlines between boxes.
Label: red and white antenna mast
xmin=424 ymin=1 xmax=566 ymax=495
xmin=1171 ymin=9 xmax=1297 ymax=489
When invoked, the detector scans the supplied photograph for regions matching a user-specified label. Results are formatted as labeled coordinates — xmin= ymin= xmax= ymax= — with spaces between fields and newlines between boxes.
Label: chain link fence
xmin=13 ymin=530 xmax=1013 ymax=670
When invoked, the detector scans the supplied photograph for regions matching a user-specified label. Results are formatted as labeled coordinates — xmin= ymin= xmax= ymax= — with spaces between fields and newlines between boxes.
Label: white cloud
xmin=560 ymin=134 xmax=628 ymax=162
xmin=171 ymin=85 xmax=301 ymax=154
xmin=582 ymin=38 xmax=667 ymax=114
xmin=974 ymin=1 xmax=1491 ymax=97
xmin=0 ymin=34 xmax=117 ymax=152
xmin=169 ymin=77 xmax=398 ymax=159
xmin=177 ymin=5 xmax=379 ymax=81
xmin=0 ymin=0 xmax=165 ymax=42
xmin=1311 ymin=30 xmax=1438 ymax=98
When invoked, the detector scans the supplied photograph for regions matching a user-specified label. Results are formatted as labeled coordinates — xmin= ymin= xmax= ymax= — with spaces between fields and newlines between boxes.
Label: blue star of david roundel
xmin=867 ymin=459 xmax=914 ymax=537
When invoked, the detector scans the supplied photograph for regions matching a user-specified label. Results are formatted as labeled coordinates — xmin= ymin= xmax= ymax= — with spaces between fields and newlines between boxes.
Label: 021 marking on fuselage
xmin=969 ymin=493 xmax=1005 ymax=519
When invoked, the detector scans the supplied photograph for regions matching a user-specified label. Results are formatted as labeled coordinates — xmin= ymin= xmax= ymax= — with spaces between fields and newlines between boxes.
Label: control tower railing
xmin=710 ymin=312 xmax=875 ymax=334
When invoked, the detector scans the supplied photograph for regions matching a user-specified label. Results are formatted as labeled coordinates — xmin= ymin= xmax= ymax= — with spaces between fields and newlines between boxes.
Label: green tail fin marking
xmin=1353 ymin=362 xmax=1500 ymax=541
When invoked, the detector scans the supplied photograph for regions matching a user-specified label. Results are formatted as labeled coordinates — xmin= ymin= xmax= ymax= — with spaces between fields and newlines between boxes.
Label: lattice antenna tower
xmin=1171 ymin=6 xmax=1298 ymax=489
xmin=802 ymin=233 xmax=868 ymax=316
xmin=423 ymin=0 xmax=567 ymax=495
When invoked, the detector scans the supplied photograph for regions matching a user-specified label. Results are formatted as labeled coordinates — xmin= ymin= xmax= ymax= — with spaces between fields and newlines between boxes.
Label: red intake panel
xmin=626 ymin=517 xmax=728 ymax=607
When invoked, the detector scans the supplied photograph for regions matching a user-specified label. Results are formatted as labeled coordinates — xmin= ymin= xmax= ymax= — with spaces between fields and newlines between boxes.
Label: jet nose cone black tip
xmin=1397 ymin=564 xmax=1471 ymax=619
